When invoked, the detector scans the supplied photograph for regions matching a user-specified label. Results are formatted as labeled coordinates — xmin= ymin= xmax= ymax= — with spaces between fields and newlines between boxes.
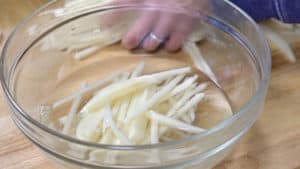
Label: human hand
xmin=116 ymin=0 xmax=210 ymax=52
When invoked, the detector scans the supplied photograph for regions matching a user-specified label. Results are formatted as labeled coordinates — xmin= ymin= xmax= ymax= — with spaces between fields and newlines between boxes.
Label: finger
xmin=164 ymin=15 xmax=195 ymax=52
xmin=122 ymin=10 xmax=157 ymax=50
xmin=142 ymin=12 xmax=174 ymax=51
xmin=164 ymin=31 xmax=186 ymax=52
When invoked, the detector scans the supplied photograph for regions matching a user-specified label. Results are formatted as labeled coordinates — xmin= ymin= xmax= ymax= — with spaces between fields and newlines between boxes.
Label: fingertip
xmin=122 ymin=33 xmax=140 ymax=50
xmin=165 ymin=32 xmax=185 ymax=52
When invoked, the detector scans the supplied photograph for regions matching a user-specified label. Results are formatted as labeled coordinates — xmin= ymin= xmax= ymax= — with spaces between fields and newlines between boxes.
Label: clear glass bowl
xmin=0 ymin=0 xmax=271 ymax=169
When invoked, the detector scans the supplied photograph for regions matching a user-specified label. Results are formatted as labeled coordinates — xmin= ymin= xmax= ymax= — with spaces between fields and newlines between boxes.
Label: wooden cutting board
xmin=0 ymin=1 xmax=300 ymax=169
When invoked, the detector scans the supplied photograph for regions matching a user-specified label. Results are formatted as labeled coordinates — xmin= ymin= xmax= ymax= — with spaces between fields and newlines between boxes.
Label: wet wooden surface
xmin=1 ymin=1 xmax=300 ymax=169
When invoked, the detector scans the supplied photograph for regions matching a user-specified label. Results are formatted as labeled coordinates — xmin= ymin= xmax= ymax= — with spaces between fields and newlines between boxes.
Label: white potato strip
xmin=119 ymin=72 xmax=130 ymax=81
xmin=173 ymin=93 xmax=205 ymax=118
xmin=72 ymin=31 xmax=123 ymax=59
xmin=187 ymin=29 xmax=206 ymax=42
xmin=181 ymin=108 xmax=196 ymax=123
xmin=53 ymin=71 xmax=124 ymax=108
xmin=127 ymin=75 xmax=184 ymax=120
xmin=126 ymin=92 xmax=144 ymax=120
xmin=80 ymin=75 xmax=158 ymax=114
xmin=130 ymin=62 xmax=145 ymax=78
xmin=161 ymin=109 xmax=196 ymax=135
xmin=142 ymin=67 xmax=191 ymax=81
xmin=62 ymin=83 xmax=87 ymax=135
xmin=112 ymin=72 xmax=129 ymax=83
xmin=171 ymin=75 xmax=198 ymax=96
xmin=76 ymin=110 xmax=104 ymax=142
xmin=114 ymin=61 xmax=144 ymax=83
xmin=148 ymin=111 xmax=205 ymax=134
xmin=181 ymin=114 xmax=192 ymax=123
xmin=72 ymin=31 xmax=122 ymax=52
xmin=158 ymin=126 xmax=169 ymax=137
xmin=99 ymin=129 xmax=114 ymax=144
xmin=103 ymin=105 xmax=132 ymax=145
xmin=126 ymin=91 xmax=155 ymax=121
xmin=128 ymin=115 xmax=148 ymax=143
xmin=160 ymin=135 xmax=172 ymax=142
xmin=167 ymin=83 xmax=207 ymax=117
xmin=112 ymin=101 xmax=122 ymax=117
xmin=265 ymin=18 xmax=295 ymax=29
xmin=183 ymin=42 xmax=220 ymax=87
xmin=88 ymin=67 xmax=191 ymax=103
xmin=261 ymin=25 xmax=296 ymax=62
xmin=188 ymin=108 xmax=196 ymax=122
xmin=140 ymin=89 xmax=149 ymax=103
xmin=117 ymin=99 xmax=130 ymax=123
xmin=126 ymin=90 xmax=149 ymax=120
xmin=102 ymin=115 xmax=109 ymax=133
xmin=74 ymin=46 xmax=100 ymax=60
xmin=150 ymin=120 xmax=159 ymax=144
xmin=41 ymin=24 xmax=125 ymax=56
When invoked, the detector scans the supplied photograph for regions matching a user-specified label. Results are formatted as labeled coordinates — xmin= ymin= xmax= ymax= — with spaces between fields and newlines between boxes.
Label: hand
xmin=111 ymin=0 xmax=210 ymax=52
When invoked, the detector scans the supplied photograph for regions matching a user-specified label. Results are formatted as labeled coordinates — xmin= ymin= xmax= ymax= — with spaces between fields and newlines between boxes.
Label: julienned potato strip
xmin=260 ymin=25 xmax=296 ymax=63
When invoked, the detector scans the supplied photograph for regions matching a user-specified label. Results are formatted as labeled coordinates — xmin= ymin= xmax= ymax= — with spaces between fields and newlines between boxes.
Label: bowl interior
xmin=9 ymin=5 xmax=259 ymax=143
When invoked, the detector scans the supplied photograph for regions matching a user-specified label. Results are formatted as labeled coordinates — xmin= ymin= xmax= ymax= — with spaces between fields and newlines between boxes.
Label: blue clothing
xmin=230 ymin=0 xmax=300 ymax=23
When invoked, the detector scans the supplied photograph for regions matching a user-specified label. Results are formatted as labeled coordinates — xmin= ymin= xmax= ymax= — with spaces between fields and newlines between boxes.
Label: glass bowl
xmin=0 ymin=0 xmax=271 ymax=169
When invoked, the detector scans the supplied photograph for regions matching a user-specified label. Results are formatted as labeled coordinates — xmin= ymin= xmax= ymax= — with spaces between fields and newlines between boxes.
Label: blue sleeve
xmin=230 ymin=0 xmax=300 ymax=23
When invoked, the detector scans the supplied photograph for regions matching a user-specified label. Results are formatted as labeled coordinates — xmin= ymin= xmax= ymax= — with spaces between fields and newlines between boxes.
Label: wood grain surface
xmin=0 ymin=1 xmax=300 ymax=169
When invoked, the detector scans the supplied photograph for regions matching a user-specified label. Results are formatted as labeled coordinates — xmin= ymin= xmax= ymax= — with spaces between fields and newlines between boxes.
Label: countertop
xmin=1 ymin=1 xmax=300 ymax=169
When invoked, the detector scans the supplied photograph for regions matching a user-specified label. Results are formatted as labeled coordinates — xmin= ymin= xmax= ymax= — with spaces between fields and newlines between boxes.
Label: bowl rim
xmin=0 ymin=0 xmax=271 ymax=150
